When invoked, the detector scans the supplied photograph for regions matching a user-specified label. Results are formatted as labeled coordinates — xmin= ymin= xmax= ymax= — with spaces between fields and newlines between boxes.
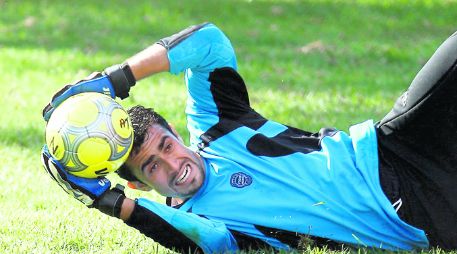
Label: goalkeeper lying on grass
xmin=41 ymin=23 xmax=457 ymax=252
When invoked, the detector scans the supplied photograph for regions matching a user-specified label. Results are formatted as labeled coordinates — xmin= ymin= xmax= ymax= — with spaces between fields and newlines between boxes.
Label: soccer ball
xmin=45 ymin=92 xmax=133 ymax=178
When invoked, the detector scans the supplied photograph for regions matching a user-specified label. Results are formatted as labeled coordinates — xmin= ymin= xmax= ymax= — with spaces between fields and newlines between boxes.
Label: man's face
xmin=126 ymin=124 xmax=205 ymax=199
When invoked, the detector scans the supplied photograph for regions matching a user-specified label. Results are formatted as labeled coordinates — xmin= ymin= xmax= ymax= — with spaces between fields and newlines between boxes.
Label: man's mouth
xmin=176 ymin=165 xmax=191 ymax=185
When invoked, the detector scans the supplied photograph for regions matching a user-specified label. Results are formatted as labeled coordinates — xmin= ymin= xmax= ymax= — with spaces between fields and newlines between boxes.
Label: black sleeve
xmin=125 ymin=204 xmax=202 ymax=253
xmin=229 ymin=230 xmax=272 ymax=251
xmin=127 ymin=202 xmax=277 ymax=252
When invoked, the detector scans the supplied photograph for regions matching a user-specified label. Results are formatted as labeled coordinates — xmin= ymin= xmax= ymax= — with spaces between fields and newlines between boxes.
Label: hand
xmin=42 ymin=64 xmax=136 ymax=121
xmin=41 ymin=145 xmax=126 ymax=217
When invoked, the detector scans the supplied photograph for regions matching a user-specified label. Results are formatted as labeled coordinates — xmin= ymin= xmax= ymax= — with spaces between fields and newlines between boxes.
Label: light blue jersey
xmin=133 ymin=23 xmax=428 ymax=252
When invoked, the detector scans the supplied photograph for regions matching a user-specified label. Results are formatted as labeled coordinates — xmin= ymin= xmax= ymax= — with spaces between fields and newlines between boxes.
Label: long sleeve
xmin=125 ymin=198 xmax=238 ymax=253
xmin=158 ymin=22 xmax=237 ymax=75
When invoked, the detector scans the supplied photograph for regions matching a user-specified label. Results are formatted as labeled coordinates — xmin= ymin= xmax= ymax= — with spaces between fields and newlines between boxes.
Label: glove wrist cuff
xmin=93 ymin=184 xmax=126 ymax=218
xmin=104 ymin=63 xmax=136 ymax=99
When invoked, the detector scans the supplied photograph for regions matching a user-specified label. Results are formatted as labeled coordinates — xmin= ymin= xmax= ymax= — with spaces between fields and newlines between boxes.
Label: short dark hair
xmin=116 ymin=105 xmax=172 ymax=183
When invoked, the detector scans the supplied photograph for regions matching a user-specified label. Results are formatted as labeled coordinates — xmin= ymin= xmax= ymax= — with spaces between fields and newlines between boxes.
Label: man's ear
xmin=168 ymin=123 xmax=184 ymax=143
xmin=127 ymin=181 xmax=152 ymax=192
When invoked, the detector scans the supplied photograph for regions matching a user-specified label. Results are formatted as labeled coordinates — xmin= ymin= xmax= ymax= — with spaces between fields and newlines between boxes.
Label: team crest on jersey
xmin=230 ymin=172 xmax=252 ymax=188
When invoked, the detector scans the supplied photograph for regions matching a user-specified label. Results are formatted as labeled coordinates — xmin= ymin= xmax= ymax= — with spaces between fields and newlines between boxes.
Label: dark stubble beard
xmin=175 ymin=158 xmax=205 ymax=199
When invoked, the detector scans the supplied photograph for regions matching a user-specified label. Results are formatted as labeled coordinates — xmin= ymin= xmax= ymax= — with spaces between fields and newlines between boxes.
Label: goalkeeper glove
xmin=41 ymin=144 xmax=126 ymax=218
xmin=42 ymin=63 xmax=136 ymax=121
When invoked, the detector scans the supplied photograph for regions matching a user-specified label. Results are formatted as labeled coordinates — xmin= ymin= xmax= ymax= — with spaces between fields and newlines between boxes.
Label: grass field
xmin=1 ymin=0 xmax=457 ymax=253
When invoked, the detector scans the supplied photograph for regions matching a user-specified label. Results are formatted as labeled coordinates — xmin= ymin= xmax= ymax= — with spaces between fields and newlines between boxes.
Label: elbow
xmin=157 ymin=22 xmax=233 ymax=53
xmin=199 ymin=226 xmax=239 ymax=253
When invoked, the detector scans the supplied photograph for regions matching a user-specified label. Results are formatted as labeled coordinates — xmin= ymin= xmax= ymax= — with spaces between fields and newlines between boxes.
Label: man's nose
xmin=162 ymin=156 xmax=180 ymax=172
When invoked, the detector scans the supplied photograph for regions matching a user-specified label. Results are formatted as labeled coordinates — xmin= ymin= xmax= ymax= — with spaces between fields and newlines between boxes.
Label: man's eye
xmin=165 ymin=143 xmax=172 ymax=152
xmin=146 ymin=163 xmax=158 ymax=175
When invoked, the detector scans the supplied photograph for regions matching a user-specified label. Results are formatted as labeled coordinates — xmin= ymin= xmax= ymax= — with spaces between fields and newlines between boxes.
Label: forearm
xmin=124 ymin=23 xmax=235 ymax=82
xmin=120 ymin=197 xmax=238 ymax=253
xmin=120 ymin=197 xmax=135 ymax=221
xmin=125 ymin=202 xmax=202 ymax=253
xmin=126 ymin=43 xmax=170 ymax=81
xmin=120 ymin=197 xmax=266 ymax=252
xmin=117 ymin=197 xmax=201 ymax=252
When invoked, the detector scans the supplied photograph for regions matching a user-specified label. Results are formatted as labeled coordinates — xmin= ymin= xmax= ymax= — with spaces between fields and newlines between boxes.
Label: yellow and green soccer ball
xmin=45 ymin=92 xmax=133 ymax=178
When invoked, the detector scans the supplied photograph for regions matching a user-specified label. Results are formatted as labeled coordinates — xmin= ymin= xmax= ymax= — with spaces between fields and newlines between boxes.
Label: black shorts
xmin=376 ymin=31 xmax=457 ymax=249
